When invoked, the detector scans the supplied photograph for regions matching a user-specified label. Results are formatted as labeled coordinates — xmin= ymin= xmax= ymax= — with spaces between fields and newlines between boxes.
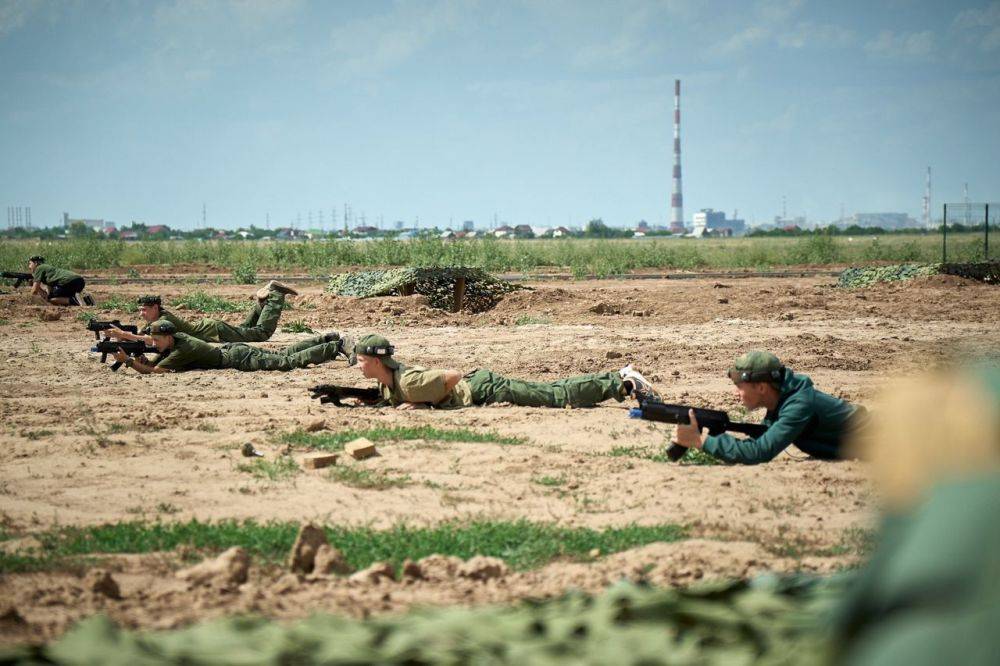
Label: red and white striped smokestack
xmin=671 ymin=79 xmax=684 ymax=229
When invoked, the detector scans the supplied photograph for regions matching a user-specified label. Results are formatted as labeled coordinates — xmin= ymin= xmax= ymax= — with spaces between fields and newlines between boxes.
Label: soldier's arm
xmin=701 ymin=395 xmax=813 ymax=464
xmin=128 ymin=356 xmax=172 ymax=374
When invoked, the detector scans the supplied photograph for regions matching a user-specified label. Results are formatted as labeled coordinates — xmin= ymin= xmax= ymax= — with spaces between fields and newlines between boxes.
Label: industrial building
xmin=691 ymin=209 xmax=746 ymax=237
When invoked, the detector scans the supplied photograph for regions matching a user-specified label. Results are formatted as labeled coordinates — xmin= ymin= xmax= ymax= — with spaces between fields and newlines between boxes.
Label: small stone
xmin=717 ymin=297 xmax=729 ymax=304
xmin=605 ymin=350 xmax=623 ymax=359
xmin=416 ymin=554 xmax=463 ymax=581
xmin=85 ymin=570 xmax=121 ymax=599
xmin=177 ymin=546 xmax=250 ymax=587
xmin=0 ymin=606 xmax=26 ymax=627
xmin=314 ymin=544 xmax=351 ymax=575
xmin=349 ymin=561 xmax=395 ymax=585
xmin=400 ymin=558 xmax=424 ymax=580
xmin=458 ymin=556 xmax=508 ymax=581
xmin=305 ymin=418 xmax=325 ymax=433
xmin=589 ymin=548 xmax=601 ymax=559
xmin=302 ymin=452 xmax=338 ymax=470
xmin=345 ymin=438 xmax=377 ymax=460
xmin=287 ymin=524 xmax=328 ymax=574
xmin=631 ymin=310 xmax=644 ymax=317
xmin=271 ymin=573 xmax=301 ymax=594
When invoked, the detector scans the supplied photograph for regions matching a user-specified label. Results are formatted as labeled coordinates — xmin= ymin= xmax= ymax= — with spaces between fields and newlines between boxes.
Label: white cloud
xmin=777 ymin=21 xmax=855 ymax=49
xmin=327 ymin=0 xmax=476 ymax=78
xmin=864 ymin=29 xmax=935 ymax=59
xmin=718 ymin=25 xmax=770 ymax=55
xmin=953 ymin=2 xmax=1000 ymax=52
xmin=713 ymin=0 xmax=852 ymax=55
xmin=0 ymin=0 xmax=42 ymax=37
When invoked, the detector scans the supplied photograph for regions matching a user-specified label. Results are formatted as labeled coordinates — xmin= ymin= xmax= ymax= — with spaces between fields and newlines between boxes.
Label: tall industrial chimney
xmin=671 ymin=79 xmax=684 ymax=231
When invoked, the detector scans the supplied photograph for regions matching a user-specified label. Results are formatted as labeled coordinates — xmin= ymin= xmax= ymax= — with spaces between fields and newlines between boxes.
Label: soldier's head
xmin=137 ymin=295 xmax=163 ymax=322
xmin=354 ymin=334 xmax=398 ymax=379
xmin=727 ymin=351 xmax=785 ymax=410
xmin=148 ymin=319 xmax=176 ymax=351
xmin=28 ymin=256 xmax=44 ymax=271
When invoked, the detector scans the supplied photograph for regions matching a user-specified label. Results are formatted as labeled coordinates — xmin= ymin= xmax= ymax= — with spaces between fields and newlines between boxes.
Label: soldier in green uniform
xmin=349 ymin=334 xmax=658 ymax=410
xmin=27 ymin=255 xmax=92 ymax=306
xmin=674 ymin=350 xmax=866 ymax=464
xmin=114 ymin=320 xmax=351 ymax=373
xmin=104 ymin=281 xmax=296 ymax=345
xmin=833 ymin=364 xmax=1000 ymax=665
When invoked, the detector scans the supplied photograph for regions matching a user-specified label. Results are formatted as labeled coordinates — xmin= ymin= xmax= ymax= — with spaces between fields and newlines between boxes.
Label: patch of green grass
xmin=236 ymin=456 xmax=300 ymax=482
xmin=20 ymin=429 xmax=54 ymax=440
xmin=766 ymin=526 xmax=877 ymax=560
xmin=74 ymin=311 xmax=97 ymax=323
xmin=514 ymin=315 xmax=552 ymax=326
xmin=0 ymin=318 xmax=9 ymax=326
xmin=679 ymin=448 xmax=725 ymax=466
xmin=232 ymin=261 xmax=257 ymax=285
xmin=99 ymin=294 xmax=139 ymax=313
xmin=607 ymin=445 xmax=672 ymax=463
xmin=607 ymin=445 xmax=723 ymax=466
xmin=280 ymin=425 xmax=525 ymax=452
xmin=281 ymin=319 xmax=314 ymax=334
xmin=327 ymin=466 xmax=412 ymax=490
xmin=171 ymin=291 xmax=245 ymax=313
xmin=533 ymin=474 xmax=566 ymax=487
xmin=0 ymin=519 xmax=688 ymax=573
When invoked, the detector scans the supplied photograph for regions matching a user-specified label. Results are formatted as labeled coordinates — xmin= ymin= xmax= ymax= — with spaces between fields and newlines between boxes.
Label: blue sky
xmin=1 ymin=0 xmax=998 ymax=230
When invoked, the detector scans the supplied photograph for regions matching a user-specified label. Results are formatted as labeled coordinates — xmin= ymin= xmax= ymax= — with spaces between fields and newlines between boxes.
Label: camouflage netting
xmin=326 ymin=267 xmax=527 ymax=313
xmin=2 ymin=577 xmax=845 ymax=665
xmin=837 ymin=261 xmax=1000 ymax=288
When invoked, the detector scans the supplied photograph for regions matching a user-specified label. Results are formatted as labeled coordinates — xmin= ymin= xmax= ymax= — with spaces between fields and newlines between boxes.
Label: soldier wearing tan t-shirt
xmin=351 ymin=334 xmax=659 ymax=410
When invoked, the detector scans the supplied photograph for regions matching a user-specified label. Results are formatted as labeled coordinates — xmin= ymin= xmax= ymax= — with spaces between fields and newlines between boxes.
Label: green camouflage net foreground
xmin=1 ymin=576 xmax=845 ymax=665
xmin=837 ymin=261 xmax=1000 ymax=288
xmin=326 ymin=267 xmax=526 ymax=313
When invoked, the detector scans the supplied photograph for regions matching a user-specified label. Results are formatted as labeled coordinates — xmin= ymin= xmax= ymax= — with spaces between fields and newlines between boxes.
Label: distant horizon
xmin=2 ymin=1 xmax=998 ymax=232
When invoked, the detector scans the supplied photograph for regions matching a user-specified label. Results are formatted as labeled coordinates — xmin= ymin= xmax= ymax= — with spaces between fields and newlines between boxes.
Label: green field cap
xmin=728 ymin=351 xmax=785 ymax=383
xmin=354 ymin=334 xmax=399 ymax=369
xmin=149 ymin=319 xmax=176 ymax=335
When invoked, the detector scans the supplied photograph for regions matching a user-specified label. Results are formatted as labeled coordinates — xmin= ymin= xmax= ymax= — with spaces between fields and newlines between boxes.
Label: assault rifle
xmin=308 ymin=384 xmax=383 ymax=407
xmin=91 ymin=338 xmax=158 ymax=371
xmin=1 ymin=271 xmax=34 ymax=288
xmin=86 ymin=319 xmax=139 ymax=340
xmin=629 ymin=399 xmax=768 ymax=462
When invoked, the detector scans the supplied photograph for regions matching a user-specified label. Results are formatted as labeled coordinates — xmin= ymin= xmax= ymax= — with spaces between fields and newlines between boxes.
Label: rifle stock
xmin=308 ymin=384 xmax=383 ymax=407
xmin=629 ymin=399 xmax=767 ymax=462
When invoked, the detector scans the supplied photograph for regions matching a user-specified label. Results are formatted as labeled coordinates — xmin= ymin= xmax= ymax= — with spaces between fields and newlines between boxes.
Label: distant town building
xmin=63 ymin=212 xmax=112 ymax=232
xmin=692 ymin=209 xmax=747 ymax=237
xmin=462 ymin=220 xmax=474 ymax=232
xmin=842 ymin=212 xmax=915 ymax=230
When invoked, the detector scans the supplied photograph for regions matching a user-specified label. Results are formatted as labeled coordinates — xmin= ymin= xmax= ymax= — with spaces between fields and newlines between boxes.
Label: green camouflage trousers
xmin=466 ymin=369 xmax=625 ymax=408
xmin=214 ymin=293 xmax=285 ymax=343
xmin=220 ymin=333 xmax=341 ymax=371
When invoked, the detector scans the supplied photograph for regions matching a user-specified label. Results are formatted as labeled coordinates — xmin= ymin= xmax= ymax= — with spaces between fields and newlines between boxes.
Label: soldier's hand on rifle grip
xmin=112 ymin=348 xmax=128 ymax=364
xmin=675 ymin=408 xmax=708 ymax=449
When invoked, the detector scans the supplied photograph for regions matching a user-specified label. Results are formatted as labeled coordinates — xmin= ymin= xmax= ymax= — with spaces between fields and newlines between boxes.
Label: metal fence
xmin=942 ymin=202 xmax=996 ymax=263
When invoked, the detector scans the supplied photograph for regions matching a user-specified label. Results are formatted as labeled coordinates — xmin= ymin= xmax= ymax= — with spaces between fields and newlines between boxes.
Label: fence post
xmin=942 ymin=203 xmax=947 ymax=264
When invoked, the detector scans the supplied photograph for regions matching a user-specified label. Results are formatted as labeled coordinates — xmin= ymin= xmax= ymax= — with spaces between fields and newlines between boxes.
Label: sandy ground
xmin=0 ymin=272 xmax=997 ymax=644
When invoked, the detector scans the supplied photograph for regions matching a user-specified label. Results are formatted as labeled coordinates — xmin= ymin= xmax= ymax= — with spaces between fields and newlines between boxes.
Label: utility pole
xmin=202 ymin=202 xmax=206 ymax=230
